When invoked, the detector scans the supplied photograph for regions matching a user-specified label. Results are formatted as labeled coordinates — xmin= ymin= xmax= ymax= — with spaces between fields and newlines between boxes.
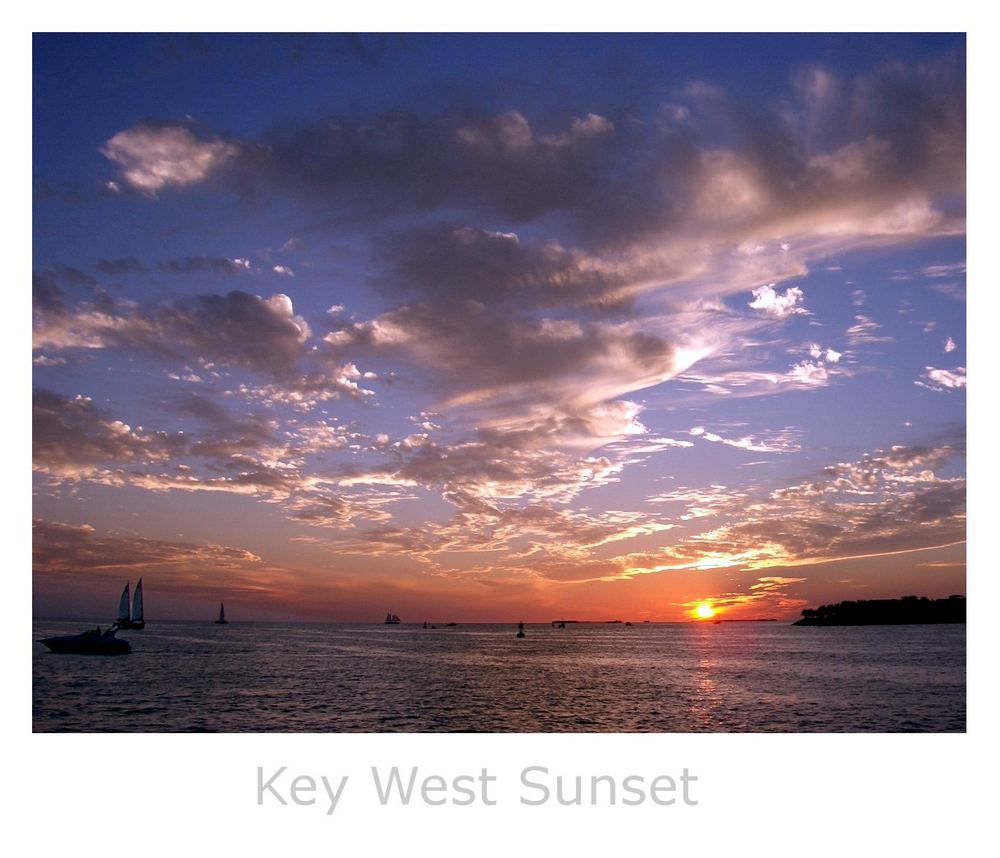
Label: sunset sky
xmin=32 ymin=33 xmax=966 ymax=622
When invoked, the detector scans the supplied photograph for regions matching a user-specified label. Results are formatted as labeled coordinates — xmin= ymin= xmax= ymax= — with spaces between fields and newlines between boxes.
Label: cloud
xmin=283 ymin=490 xmax=405 ymax=528
xmin=646 ymin=484 xmax=749 ymax=520
xmin=845 ymin=314 xmax=892 ymax=345
xmin=101 ymin=123 xmax=238 ymax=194
xmin=807 ymin=343 xmax=841 ymax=363
xmin=33 ymin=518 xmax=262 ymax=574
xmin=678 ymin=353 xmax=850 ymax=397
xmin=157 ymin=256 xmax=253 ymax=275
xmin=376 ymin=223 xmax=634 ymax=310
xmin=34 ymin=286 xmax=312 ymax=376
xmin=916 ymin=366 xmax=966 ymax=392
xmin=688 ymin=425 xmax=801 ymax=454
xmin=33 ymin=354 xmax=66 ymax=367
xmin=326 ymin=301 xmax=678 ymax=425
xmin=33 ymin=389 xmax=186 ymax=478
xmin=748 ymin=284 xmax=807 ymax=318
xmin=620 ymin=439 xmax=966 ymax=576
xmin=944 ymin=336 xmax=957 ymax=353
xmin=101 ymin=54 xmax=964 ymax=251
xmin=233 ymin=362 xmax=377 ymax=410
xmin=920 ymin=261 xmax=966 ymax=278
xmin=95 ymin=257 xmax=146 ymax=275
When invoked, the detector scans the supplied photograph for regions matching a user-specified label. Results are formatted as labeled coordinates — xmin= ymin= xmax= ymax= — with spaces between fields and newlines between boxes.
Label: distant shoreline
xmin=794 ymin=596 xmax=966 ymax=627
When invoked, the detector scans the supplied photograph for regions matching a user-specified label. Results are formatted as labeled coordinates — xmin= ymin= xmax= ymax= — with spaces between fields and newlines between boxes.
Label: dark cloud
xmin=101 ymin=53 xmax=963 ymax=257
xmin=95 ymin=258 xmax=146 ymax=275
xmin=33 ymin=388 xmax=186 ymax=478
xmin=156 ymin=256 xmax=252 ymax=275
xmin=377 ymin=224 xmax=632 ymax=310
xmin=327 ymin=301 xmax=675 ymax=418
xmin=33 ymin=518 xmax=261 ymax=575
xmin=33 ymin=287 xmax=311 ymax=376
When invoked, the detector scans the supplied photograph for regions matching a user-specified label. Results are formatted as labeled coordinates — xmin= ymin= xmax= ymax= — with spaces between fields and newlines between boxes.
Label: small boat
xmin=423 ymin=620 xmax=428 ymax=629
xmin=516 ymin=621 xmax=525 ymax=638
xmin=385 ymin=612 xmax=401 ymax=625
xmin=446 ymin=622 xmax=457 ymax=627
xmin=41 ymin=627 xmax=131 ymax=656
xmin=116 ymin=579 xmax=145 ymax=629
xmin=625 ymin=621 xmax=632 ymax=626
xmin=215 ymin=602 xmax=228 ymax=624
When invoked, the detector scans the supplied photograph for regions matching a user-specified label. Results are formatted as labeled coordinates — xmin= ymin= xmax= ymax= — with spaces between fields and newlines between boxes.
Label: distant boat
xmin=215 ymin=602 xmax=229 ymax=624
xmin=41 ymin=627 xmax=131 ymax=656
xmin=385 ymin=612 xmax=401 ymax=624
xmin=116 ymin=579 xmax=145 ymax=629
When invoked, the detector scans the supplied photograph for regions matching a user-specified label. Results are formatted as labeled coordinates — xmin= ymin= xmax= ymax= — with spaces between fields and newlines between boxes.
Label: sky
xmin=32 ymin=33 xmax=966 ymax=622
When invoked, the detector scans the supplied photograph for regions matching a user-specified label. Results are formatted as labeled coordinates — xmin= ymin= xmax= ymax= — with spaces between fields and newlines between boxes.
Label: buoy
xmin=516 ymin=621 xmax=525 ymax=638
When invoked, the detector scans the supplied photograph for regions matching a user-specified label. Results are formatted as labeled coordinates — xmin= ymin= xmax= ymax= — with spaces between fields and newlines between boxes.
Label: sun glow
xmin=694 ymin=602 xmax=717 ymax=619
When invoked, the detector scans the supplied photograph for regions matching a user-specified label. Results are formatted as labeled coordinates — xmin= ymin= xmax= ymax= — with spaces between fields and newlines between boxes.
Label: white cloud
xmin=846 ymin=314 xmax=892 ymax=345
xmin=748 ymin=284 xmax=807 ymax=318
xmin=944 ymin=336 xmax=957 ymax=353
xmin=101 ymin=124 xmax=238 ymax=194
xmin=787 ymin=361 xmax=830 ymax=386
xmin=689 ymin=425 xmax=801 ymax=453
xmin=33 ymin=354 xmax=66 ymax=366
xmin=807 ymin=343 xmax=842 ymax=363
xmin=916 ymin=366 xmax=966 ymax=392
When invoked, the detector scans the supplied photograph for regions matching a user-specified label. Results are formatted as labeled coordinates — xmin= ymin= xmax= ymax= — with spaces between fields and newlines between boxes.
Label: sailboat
xmin=116 ymin=579 xmax=145 ymax=629
xmin=384 ymin=612 xmax=400 ymax=624
xmin=215 ymin=602 xmax=228 ymax=625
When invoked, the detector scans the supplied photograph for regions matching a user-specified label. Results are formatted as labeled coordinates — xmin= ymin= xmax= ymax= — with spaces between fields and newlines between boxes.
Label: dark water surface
xmin=32 ymin=621 xmax=965 ymax=732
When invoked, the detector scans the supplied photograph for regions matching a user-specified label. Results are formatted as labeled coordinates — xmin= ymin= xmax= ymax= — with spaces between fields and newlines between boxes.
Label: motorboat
xmin=41 ymin=627 xmax=132 ymax=656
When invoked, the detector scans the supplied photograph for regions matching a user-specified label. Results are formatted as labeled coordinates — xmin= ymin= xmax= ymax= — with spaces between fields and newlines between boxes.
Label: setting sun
xmin=695 ymin=603 xmax=717 ymax=619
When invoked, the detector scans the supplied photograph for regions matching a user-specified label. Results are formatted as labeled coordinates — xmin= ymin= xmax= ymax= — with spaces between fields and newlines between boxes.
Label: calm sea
xmin=32 ymin=620 xmax=965 ymax=732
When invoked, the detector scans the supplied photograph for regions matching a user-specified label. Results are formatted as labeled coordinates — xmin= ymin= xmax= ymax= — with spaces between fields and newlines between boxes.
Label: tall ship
xmin=384 ymin=612 xmax=401 ymax=624
xmin=116 ymin=579 xmax=145 ymax=629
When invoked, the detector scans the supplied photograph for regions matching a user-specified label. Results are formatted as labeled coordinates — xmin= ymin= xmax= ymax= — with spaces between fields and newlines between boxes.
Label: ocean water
xmin=32 ymin=620 xmax=966 ymax=732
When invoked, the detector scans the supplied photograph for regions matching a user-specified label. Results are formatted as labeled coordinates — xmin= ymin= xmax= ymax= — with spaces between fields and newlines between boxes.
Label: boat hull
xmin=117 ymin=620 xmax=144 ymax=629
xmin=41 ymin=634 xmax=132 ymax=655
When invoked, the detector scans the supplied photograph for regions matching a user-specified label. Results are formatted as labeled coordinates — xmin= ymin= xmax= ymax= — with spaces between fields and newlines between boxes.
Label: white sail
xmin=117 ymin=583 xmax=130 ymax=621
xmin=132 ymin=579 xmax=143 ymax=622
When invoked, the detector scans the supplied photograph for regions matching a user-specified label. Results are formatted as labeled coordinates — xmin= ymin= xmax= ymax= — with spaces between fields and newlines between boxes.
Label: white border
xmin=9 ymin=7 xmax=995 ymax=855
